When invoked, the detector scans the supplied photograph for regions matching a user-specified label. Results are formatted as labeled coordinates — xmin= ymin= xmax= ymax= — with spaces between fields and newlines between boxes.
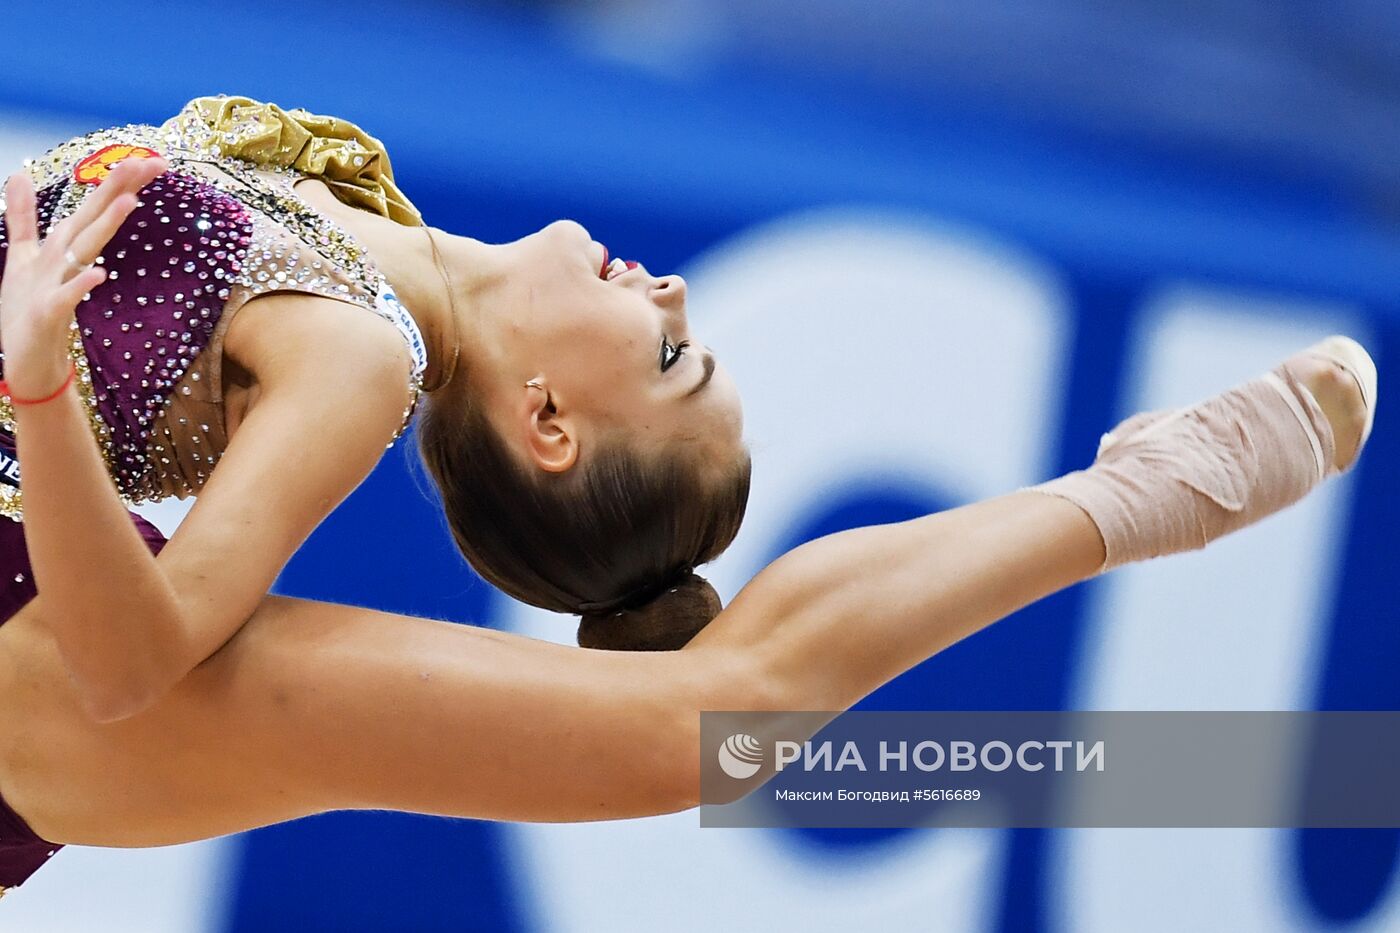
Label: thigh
xmin=0 ymin=593 xmax=731 ymax=848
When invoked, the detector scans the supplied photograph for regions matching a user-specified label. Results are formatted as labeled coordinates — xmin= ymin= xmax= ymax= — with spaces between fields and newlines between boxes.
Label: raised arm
xmin=2 ymin=165 xmax=415 ymax=723
xmin=2 ymin=159 xmax=186 ymax=722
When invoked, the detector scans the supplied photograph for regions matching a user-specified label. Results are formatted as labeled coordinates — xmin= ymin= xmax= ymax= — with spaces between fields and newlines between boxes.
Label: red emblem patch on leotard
xmin=73 ymin=145 xmax=163 ymax=185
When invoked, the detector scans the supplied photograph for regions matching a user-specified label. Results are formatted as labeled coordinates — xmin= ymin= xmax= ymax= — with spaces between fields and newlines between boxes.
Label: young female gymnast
xmin=0 ymin=96 xmax=1377 ymax=895
xmin=0 ymin=95 xmax=751 ymax=687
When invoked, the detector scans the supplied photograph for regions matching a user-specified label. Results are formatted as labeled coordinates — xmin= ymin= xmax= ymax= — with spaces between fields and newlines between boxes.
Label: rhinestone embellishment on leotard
xmin=0 ymin=116 xmax=425 ymax=521
xmin=0 ymin=171 xmax=253 ymax=514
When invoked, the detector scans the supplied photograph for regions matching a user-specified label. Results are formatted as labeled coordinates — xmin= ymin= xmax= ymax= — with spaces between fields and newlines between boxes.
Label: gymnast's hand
xmin=1 ymin=156 xmax=167 ymax=398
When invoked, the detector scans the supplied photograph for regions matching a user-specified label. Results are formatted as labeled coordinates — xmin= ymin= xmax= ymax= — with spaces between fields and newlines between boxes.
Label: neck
xmin=291 ymin=181 xmax=498 ymax=394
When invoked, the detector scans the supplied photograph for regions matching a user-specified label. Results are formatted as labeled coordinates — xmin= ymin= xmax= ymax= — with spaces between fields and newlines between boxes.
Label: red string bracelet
xmin=0 ymin=362 xmax=78 ymax=406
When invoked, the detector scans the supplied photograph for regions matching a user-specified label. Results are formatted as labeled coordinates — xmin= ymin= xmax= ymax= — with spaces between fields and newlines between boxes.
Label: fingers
xmin=53 ymin=263 xmax=108 ymax=309
xmin=61 ymin=192 xmax=139 ymax=280
xmin=47 ymin=155 xmax=168 ymax=259
xmin=3 ymin=172 xmax=39 ymax=249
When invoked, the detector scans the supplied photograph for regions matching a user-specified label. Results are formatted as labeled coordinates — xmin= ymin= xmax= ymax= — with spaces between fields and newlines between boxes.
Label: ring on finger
xmin=63 ymin=247 xmax=90 ymax=279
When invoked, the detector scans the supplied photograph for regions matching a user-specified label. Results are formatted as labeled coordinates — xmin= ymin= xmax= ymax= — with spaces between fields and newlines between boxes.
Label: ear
xmin=519 ymin=380 xmax=579 ymax=473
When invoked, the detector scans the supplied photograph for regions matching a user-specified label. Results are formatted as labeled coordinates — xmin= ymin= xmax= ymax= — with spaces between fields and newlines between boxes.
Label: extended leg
xmin=3 ymin=494 xmax=1103 ymax=847
xmin=4 ymin=338 xmax=1371 ymax=847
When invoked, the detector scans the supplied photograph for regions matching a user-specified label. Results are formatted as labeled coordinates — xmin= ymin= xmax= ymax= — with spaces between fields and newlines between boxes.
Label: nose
xmin=541 ymin=218 xmax=592 ymax=253
xmin=548 ymin=218 xmax=589 ymax=239
xmin=650 ymin=274 xmax=687 ymax=312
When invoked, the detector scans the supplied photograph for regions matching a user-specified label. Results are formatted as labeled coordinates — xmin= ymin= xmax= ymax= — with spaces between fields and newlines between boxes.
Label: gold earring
xmin=525 ymin=379 xmax=544 ymax=391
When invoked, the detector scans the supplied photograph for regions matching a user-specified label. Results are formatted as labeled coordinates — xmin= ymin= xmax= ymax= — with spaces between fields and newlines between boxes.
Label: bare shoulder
xmin=223 ymin=291 xmax=415 ymax=388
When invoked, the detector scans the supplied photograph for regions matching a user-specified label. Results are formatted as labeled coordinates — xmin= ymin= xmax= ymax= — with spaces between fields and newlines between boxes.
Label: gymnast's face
xmin=477 ymin=220 xmax=744 ymax=476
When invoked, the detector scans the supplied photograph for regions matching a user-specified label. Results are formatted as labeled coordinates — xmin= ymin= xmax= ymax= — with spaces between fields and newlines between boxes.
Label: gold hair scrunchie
xmin=167 ymin=95 xmax=423 ymax=226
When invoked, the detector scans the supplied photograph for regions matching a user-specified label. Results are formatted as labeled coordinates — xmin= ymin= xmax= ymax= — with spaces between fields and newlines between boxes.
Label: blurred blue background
xmin=1 ymin=1 xmax=1398 ymax=930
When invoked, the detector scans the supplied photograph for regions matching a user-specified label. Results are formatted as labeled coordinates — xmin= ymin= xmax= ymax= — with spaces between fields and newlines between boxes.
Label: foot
xmin=1028 ymin=335 xmax=1379 ymax=573
xmin=1283 ymin=338 xmax=1374 ymax=474
xmin=1098 ymin=337 xmax=1375 ymax=475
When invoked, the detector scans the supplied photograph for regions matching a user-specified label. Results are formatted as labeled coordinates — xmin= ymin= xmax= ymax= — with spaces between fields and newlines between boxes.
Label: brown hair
xmin=416 ymin=390 xmax=751 ymax=650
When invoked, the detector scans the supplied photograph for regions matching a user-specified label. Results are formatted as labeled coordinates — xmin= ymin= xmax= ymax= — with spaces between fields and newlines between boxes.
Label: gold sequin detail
xmin=172 ymin=95 xmax=422 ymax=226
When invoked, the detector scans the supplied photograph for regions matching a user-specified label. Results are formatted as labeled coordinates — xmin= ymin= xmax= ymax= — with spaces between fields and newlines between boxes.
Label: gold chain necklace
xmin=423 ymin=225 xmax=462 ymax=392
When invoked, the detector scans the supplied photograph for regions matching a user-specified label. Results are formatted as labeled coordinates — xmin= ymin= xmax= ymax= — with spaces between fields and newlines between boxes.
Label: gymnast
xmin=0 ymin=96 xmax=1376 ymax=896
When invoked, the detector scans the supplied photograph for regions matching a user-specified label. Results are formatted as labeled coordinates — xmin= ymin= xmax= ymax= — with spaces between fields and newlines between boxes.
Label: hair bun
xmin=577 ymin=572 xmax=721 ymax=651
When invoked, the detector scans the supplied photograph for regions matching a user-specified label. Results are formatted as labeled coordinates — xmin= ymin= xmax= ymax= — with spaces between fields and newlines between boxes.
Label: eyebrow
xmin=685 ymin=351 xmax=716 ymax=397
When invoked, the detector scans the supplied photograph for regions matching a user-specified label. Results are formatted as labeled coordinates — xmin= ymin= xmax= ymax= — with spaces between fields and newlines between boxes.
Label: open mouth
xmin=601 ymin=255 xmax=640 ymax=281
